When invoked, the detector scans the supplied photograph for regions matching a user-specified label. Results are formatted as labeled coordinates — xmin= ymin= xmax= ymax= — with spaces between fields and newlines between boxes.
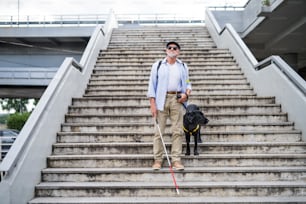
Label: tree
xmin=0 ymin=98 xmax=29 ymax=113
xmin=7 ymin=112 xmax=31 ymax=130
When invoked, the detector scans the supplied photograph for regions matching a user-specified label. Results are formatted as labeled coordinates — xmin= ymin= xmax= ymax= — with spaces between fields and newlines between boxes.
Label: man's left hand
xmin=178 ymin=93 xmax=188 ymax=103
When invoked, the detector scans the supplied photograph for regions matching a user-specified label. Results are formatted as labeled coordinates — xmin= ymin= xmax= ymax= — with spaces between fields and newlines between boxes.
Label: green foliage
xmin=0 ymin=114 xmax=9 ymax=124
xmin=6 ymin=112 xmax=31 ymax=131
xmin=1 ymin=98 xmax=38 ymax=130
xmin=0 ymin=98 xmax=29 ymax=113
xmin=262 ymin=0 xmax=270 ymax=6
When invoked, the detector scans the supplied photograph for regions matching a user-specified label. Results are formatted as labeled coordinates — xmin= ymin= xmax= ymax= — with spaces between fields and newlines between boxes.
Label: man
xmin=147 ymin=41 xmax=192 ymax=170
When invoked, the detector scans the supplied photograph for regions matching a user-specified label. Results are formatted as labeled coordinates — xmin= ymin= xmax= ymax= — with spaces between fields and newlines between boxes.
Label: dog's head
xmin=184 ymin=104 xmax=209 ymax=125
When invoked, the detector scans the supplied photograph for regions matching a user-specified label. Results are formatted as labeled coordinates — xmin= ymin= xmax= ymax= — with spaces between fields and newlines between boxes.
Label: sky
xmin=0 ymin=0 xmax=248 ymax=17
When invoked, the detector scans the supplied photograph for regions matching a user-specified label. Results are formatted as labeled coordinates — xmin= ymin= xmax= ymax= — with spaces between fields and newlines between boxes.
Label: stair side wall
xmin=205 ymin=9 xmax=306 ymax=141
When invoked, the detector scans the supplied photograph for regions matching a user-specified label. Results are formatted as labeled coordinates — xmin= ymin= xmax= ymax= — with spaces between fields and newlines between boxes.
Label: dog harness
xmin=183 ymin=124 xmax=200 ymax=136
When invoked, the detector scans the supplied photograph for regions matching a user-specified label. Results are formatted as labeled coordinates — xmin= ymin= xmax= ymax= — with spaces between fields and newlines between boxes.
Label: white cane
xmin=155 ymin=118 xmax=180 ymax=195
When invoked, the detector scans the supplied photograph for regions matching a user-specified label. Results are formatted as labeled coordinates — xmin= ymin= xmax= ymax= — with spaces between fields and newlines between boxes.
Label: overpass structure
xmin=0 ymin=25 xmax=95 ymax=98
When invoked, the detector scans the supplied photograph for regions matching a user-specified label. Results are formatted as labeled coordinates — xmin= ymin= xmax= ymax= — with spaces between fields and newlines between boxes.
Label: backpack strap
xmin=156 ymin=60 xmax=162 ymax=81
xmin=156 ymin=60 xmax=186 ymax=81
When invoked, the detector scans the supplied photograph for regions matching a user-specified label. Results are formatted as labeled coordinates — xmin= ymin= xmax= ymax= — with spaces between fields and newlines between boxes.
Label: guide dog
xmin=183 ymin=104 xmax=209 ymax=155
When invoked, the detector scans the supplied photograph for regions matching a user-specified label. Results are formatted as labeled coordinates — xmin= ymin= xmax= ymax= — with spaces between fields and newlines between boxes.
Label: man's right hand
xmin=150 ymin=104 xmax=157 ymax=118
xmin=149 ymin=97 xmax=157 ymax=118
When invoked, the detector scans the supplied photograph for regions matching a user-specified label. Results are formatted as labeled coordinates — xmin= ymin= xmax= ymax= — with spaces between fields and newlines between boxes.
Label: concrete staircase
xmin=29 ymin=26 xmax=306 ymax=203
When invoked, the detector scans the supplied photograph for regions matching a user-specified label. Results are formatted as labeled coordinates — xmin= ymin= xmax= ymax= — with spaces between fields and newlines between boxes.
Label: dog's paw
xmin=194 ymin=152 xmax=199 ymax=156
xmin=185 ymin=152 xmax=190 ymax=156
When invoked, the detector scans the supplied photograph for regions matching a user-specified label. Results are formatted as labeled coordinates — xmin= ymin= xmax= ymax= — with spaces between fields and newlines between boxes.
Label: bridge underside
xmin=0 ymin=85 xmax=45 ymax=98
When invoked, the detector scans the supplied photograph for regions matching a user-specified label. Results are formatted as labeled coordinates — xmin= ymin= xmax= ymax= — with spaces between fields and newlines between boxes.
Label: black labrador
xmin=183 ymin=104 xmax=209 ymax=155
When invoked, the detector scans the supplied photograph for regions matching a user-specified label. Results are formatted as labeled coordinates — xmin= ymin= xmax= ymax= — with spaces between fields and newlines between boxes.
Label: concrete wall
xmin=241 ymin=0 xmax=262 ymax=32
xmin=206 ymin=9 xmax=306 ymax=141
xmin=211 ymin=11 xmax=244 ymax=32
xmin=210 ymin=0 xmax=261 ymax=34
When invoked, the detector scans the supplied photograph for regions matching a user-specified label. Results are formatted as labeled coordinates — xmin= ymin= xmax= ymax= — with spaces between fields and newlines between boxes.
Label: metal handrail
xmin=71 ymin=60 xmax=83 ymax=72
xmin=208 ymin=6 xmax=245 ymax=11
xmin=0 ymin=14 xmax=108 ymax=27
xmin=0 ymin=13 xmax=205 ymax=27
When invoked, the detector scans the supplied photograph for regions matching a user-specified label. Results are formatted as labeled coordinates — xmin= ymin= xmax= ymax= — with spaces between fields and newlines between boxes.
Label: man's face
xmin=166 ymin=44 xmax=180 ymax=58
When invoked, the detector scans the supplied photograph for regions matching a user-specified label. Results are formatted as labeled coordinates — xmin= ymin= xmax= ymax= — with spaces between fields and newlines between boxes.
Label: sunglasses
xmin=167 ymin=46 xmax=179 ymax=51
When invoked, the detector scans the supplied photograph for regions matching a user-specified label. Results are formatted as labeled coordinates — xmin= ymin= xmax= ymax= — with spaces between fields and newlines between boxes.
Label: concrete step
xmin=87 ymin=83 xmax=251 ymax=90
xmin=88 ymin=82 xmax=250 ymax=89
xmin=52 ymin=142 xmax=306 ymax=155
xmin=56 ymin=130 xmax=302 ymax=143
xmin=106 ymin=44 xmax=217 ymax=49
xmin=93 ymin=67 xmax=241 ymax=73
xmin=92 ymin=69 xmax=242 ymax=75
xmin=110 ymin=33 xmax=211 ymax=37
xmin=68 ymin=104 xmax=282 ymax=115
xmin=90 ymin=75 xmax=246 ymax=81
xmin=46 ymin=154 xmax=306 ymax=168
xmin=108 ymin=39 xmax=214 ymax=44
xmin=34 ymin=181 xmax=306 ymax=197
xmin=112 ymin=33 xmax=211 ymax=39
xmin=106 ymin=39 xmax=215 ymax=44
xmin=96 ymin=66 xmax=237 ymax=72
xmin=96 ymin=57 xmax=235 ymax=63
xmin=111 ymin=27 xmax=209 ymax=32
xmin=103 ymin=49 xmax=224 ymax=54
xmin=108 ymin=34 xmax=212 ymax=38
xmin=64 ymin=113 xmax=288 ymax=123
xmin=111 ymin=32 xmax=210 ymax=37
xmin=28 ymin=196 xmax=306 ymax=204
xmin=90 ymin=74 xmax=245 ymax=81
xmin=93 ymin=66 xmax=241 ymax=72
xmin=60 ymin=121 xmax=296 ymax=132
xmin=99 ymin=52 xmax=233 ymax=58
xmin=111 ymin=27 xmax=208 ymax=30
xmin=107 ymin=35 xmax=210 ymax=40
xmin=108 ymin=36 xmax=214 ymax=41
xmin=94 ymin=64 xmax=240 ymax=69
xmin=71 ymin=96 xmax=276 ymax=106
xmin=110 ymin=35 xmax=212 ymax=40
xmin=84 ymin=89 xmax=255 ymax=96
xmin=109 ymin=34 xmax=211 ymax=38
xmin=111 ymin=32 xmax=211 ymax=36
xmin=110 ymin=36 xmax=212 ymax=40
xmin=89 ymin=75 xmax=248 ymax=81
xmin=99 ymin=48 xmax=230 ymax=54
xmin=41 ymin=166 xmax=306 ymax=182
xmin=95 ymin=61 xmax=235 ymax=66
xmin=93 ymin=67 xmax=240 ymax=73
